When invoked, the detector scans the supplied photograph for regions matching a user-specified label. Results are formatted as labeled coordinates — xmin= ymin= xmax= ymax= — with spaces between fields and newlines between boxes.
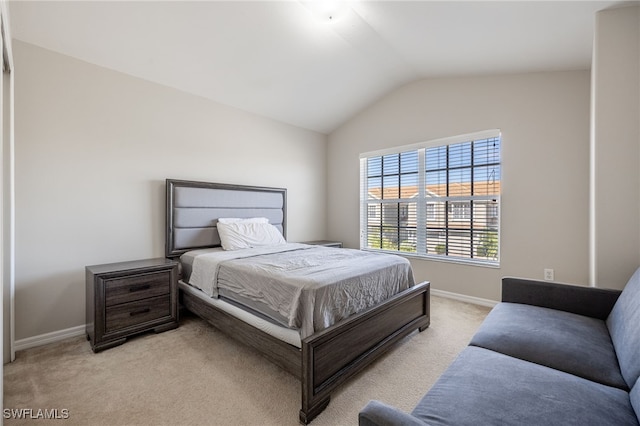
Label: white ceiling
xmin=7 ymin=0 xmax=633 ymax=134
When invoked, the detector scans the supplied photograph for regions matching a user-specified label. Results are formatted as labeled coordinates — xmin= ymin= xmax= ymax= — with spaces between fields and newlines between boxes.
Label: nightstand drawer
xmin=105 ymin=295 xmax=171 ymax=333
xmin=104 ymin=270 xmax=171 ymax=306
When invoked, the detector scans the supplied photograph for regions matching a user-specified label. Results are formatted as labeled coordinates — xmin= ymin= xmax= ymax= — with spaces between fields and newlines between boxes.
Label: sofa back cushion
xmin=631 ymin=377 xmax=640 ymax=422
xmin=607 ymin=267 xmax=640 ymax=389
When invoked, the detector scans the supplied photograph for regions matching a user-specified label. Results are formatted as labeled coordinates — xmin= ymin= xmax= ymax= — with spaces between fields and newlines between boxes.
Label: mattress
xmin=179 ymin=280 xmax=302 ymax=348
xmin=180 ymin=247 xmax=223 ymax=283
xmin=182 ymin=243 xmax=415 ymax=339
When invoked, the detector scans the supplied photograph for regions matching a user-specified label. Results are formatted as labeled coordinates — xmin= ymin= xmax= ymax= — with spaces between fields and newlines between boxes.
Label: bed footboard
xmin=181 ymin=290 xmax=302 ymax=377
xmin=180 ymin=281 xmax=430 ymax=424
xmin=300 ymin=281 xmax=430 ymax=424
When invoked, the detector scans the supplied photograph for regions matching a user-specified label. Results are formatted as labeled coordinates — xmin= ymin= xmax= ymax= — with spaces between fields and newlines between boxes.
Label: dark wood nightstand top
xmin=301 ymin=240 xmax=343 ymax=248
xmin=86 ymin=257 xmax=177 ymax=275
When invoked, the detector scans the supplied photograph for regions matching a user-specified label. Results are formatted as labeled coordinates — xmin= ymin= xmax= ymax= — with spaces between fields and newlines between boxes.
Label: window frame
xmin=359 ymin=129 xmax=501 ymax=267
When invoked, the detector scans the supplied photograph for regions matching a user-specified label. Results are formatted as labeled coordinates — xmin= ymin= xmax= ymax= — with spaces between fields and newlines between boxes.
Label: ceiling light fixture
xmin=303 ymin=0 xmax=352 ymax=23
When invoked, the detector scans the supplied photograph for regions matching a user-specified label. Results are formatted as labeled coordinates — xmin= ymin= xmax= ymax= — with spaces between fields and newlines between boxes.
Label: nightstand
xmin=86 ymin=258 xmax=179 ymax=352
xmin=302 ymin=240 xmax=343 ymax=248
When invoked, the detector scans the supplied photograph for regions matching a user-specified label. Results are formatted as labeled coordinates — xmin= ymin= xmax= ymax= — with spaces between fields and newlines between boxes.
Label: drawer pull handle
xmin=129 ymin=284 xmax=151 ymax=293
xmin=129 ymin=308 xmax=151 ymax=317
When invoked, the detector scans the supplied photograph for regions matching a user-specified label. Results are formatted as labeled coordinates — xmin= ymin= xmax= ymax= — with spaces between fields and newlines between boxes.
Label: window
xmin=367 ymin=205 xmax=379 ymax=219
xmin=360 ymin=130 xmax=501 ymax=265
xmin=449 ymin=202 xmax=471 ymax=220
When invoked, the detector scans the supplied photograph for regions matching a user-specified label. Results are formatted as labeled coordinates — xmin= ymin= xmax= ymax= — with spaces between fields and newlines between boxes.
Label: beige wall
xmin=14 ymin=41 xmax=327 ymax=340
xmin=328 ymin=71 xmax=591 ymax=301
xmin=590 ymin=5 xmax=640 ymax=289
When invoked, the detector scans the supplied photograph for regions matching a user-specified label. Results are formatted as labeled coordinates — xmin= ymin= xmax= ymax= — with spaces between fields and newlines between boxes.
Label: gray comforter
xmin=186 ymin=243 xmax=415 ymax=339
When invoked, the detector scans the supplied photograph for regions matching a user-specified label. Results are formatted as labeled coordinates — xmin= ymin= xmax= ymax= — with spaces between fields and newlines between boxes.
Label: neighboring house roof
xmin=368 ymin=186 xmax=421 ymax=200
xmin=368 ymin=182 xmax=501 ymax=200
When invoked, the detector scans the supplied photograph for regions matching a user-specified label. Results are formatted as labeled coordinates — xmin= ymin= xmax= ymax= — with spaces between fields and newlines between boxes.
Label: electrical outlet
xmin=544 ymin=269 xmax=554 ymax=281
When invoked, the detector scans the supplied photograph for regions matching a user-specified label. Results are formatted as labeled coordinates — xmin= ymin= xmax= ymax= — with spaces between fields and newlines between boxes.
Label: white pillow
xmin=217 ymin=222 xmax=286 ymax=250
xmin=217 ymin=217 xmax=269 ymax=224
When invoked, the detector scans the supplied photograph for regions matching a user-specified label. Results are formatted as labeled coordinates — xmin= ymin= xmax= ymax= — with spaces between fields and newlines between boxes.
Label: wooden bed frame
xmin=165 ymin=179 xmax=430 ymax=424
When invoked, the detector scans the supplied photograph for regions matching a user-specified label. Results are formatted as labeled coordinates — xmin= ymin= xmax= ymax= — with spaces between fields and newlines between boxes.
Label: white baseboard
xmin=13 ymin=289 xmax=496 ymax=352
xmin=431 ymin=288 xmax=498 ymax=308
xmin=15 ymin=325 xmax=86 ymax=352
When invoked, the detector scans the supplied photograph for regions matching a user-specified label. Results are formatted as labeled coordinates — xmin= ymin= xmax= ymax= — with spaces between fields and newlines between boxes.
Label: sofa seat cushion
xmin=469 ymin=302 xmax=626 ymax=390
xmin=411 ymin=346 xmax=638 ymax=426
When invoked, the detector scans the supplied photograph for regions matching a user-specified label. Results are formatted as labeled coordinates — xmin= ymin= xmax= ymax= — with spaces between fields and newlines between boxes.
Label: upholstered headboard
xmin=165 ymin=179 xmax=287 ymax=258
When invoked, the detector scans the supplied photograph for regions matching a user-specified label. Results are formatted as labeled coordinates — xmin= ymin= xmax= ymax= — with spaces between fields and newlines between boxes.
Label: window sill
xmin=361 ymin=248 xmax=501 ymax=269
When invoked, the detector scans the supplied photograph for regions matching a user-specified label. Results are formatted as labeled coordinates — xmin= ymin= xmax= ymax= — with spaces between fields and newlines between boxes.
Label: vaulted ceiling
xmin=8 ymin=1 xmax=632 ymax=133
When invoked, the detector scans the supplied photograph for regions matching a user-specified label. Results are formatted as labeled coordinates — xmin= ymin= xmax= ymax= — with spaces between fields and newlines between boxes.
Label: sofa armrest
xmin=359 ymin=400 xmax=428 ymax=426
xmin=502 ymin=277 xmax=621 ymax=320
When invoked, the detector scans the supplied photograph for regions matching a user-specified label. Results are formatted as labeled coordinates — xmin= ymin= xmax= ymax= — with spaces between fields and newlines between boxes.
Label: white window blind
xmin=360 ymin=130 xmax=501 ymax=266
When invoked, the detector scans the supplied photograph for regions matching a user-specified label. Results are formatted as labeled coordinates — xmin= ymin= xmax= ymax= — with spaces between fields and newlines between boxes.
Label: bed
xmin=165 ymin=179 xmax=430 ymax=424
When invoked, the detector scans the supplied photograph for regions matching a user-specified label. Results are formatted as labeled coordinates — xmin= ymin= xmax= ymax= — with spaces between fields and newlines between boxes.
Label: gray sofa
xmin=359 ymin=268 xmax=640 ymax=426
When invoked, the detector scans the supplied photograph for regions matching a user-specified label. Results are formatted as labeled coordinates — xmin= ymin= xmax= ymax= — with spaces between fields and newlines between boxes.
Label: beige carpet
xmin=4 ymin=296 xmax=490 ymax=426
